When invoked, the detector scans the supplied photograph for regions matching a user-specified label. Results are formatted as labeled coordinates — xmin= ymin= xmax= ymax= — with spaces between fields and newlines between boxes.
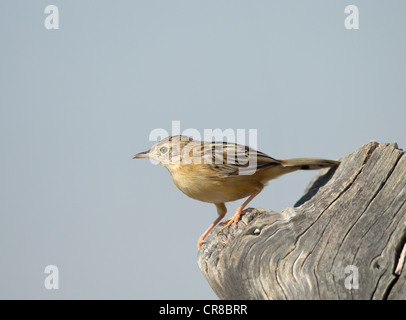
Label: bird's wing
xmin=201 ymin=142 xmax=281 ymax=176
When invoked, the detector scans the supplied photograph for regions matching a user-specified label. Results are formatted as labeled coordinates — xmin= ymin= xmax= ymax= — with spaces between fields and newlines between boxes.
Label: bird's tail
xmin=279 ymin=158 xmax=340 ymax=171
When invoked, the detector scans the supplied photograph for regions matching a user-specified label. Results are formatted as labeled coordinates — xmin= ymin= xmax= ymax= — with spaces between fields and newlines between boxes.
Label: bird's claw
xmin=197 ymin=239 xmax=207 ymax=250
xmin=218 ymin=208 xmax=255 ymax=235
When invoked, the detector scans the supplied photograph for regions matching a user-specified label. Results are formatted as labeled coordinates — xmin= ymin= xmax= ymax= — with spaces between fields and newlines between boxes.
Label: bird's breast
xmin=169 ymin=164 xmax=262 ymax=204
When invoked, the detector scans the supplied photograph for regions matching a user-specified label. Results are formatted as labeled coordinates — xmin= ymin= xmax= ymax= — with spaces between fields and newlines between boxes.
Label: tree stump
xmin=197 ymin=141 xmax=406 ymax=300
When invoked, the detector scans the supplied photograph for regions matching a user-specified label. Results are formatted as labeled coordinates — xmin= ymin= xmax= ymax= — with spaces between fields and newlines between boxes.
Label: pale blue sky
xmin=0 ymin=1 xmax=405 ymax=299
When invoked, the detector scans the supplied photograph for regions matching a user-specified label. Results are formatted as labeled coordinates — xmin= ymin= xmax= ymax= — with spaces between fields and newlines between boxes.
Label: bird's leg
xmin=219 ymin=187 xmax=263 ymax=233
xmin=197 ymin=203 xmax=226 ymax=249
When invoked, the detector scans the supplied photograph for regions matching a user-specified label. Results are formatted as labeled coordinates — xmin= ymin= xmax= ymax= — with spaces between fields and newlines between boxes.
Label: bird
xmin=133 ymin=135 xmax=339 ymax=249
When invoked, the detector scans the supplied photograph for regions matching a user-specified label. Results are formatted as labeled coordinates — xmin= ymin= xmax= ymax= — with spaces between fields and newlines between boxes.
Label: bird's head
xmin=133 ymin=135 xmax=194 ymax=168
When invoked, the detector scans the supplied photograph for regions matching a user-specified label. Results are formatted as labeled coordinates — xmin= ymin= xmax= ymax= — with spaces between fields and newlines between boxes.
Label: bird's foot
xmin=218 ymin=207 xmax=254 ymax=234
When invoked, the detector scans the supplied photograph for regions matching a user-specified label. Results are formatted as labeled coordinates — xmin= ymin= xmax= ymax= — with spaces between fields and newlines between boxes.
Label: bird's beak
xmin=132 ymin=150 xmax=150 ymax=159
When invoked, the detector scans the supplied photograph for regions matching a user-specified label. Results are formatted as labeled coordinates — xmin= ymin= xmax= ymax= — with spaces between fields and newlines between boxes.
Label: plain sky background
xmin=1 ymin=1 xmax=405 ymax=299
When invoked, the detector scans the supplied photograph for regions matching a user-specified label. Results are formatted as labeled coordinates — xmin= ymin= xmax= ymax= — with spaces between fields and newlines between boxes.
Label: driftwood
xmin=197 ymin=141 xmax=406 ymax=299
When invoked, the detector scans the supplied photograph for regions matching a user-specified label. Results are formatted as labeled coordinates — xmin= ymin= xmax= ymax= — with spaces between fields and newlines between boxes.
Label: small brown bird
xmin=133 ymin=135 xmax=339 ymax=249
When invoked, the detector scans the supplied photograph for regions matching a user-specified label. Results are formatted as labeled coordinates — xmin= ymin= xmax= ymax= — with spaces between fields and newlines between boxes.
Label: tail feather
xmin=279 ymin=158 xmax=340 ymax=170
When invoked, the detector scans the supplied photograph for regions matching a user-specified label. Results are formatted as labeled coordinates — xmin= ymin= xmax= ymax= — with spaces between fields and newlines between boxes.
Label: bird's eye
xmin=159 ymin=146 xmax=168 ymax=154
